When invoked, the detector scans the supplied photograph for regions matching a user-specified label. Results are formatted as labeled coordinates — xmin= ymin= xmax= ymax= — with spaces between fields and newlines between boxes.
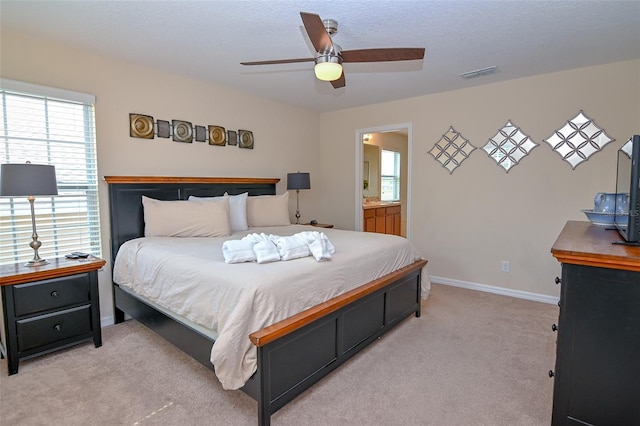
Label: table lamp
xmin=0 ymin=162 xmax=58 ymax=266
xmin=287 ymin=172 xmax=311 ymax=224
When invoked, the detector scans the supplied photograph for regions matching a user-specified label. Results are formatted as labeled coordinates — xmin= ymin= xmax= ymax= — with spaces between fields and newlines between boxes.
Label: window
xmin=0 ymin=79 xmax=101 ymax=265
xmin=381 ymin=149 xmax=400 ymax=201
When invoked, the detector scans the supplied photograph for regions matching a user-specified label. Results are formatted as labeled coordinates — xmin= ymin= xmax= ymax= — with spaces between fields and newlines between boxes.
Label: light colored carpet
xmin=0 ymin=284 xmax=557 ymax=425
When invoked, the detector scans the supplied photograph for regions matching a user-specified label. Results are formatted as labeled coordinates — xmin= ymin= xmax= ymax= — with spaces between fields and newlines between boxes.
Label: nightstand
xmin=304 ymin=223 xmax=334 ymax=228
xmin=0 ymin=256 xmax=105 ymax=375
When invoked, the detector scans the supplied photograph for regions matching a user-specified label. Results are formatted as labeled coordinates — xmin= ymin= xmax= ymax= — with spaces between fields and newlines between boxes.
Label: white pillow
xmin=188 ymin=192 xmax=248 ymax=231
xmin=142 ymin=196 xmax=231 ymax=237
xmin=246 ymin=192 xmax=291 ymax=227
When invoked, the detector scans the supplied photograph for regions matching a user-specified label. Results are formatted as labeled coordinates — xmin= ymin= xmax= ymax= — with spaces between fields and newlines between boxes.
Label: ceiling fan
xmin=240 ymin=12 xmax=425 ymax=89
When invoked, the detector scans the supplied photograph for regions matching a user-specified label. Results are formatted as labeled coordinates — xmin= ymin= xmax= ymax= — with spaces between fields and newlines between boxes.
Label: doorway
xmin=355 ymin=123 xmax=412 ymax=238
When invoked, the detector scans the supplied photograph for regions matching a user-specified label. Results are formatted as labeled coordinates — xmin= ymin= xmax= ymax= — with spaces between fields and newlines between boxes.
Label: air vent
xmin=460 ymin=66 xmax=497 ymax=79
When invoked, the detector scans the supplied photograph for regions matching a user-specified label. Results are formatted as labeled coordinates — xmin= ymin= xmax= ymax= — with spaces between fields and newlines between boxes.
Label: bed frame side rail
xmin=113 ymin=285 xmax=216 ymax=370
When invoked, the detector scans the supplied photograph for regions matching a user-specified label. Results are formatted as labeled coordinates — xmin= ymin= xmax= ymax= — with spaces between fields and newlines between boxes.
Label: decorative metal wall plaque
xmin=172 ymin=120 xmax=193 ymax=143
xmin=429 ymin=126 xmax=476 ymax=174
xmin=128 ymin=113 xmax=253 ymax=149
xmin=482 ymin=120 xmax=538 ymax=172
xmin=194 ymin=125 xmax=206 ymax=142
xmin=129 ymin=114 xmax=154 ymax=139
xmin=157 ymin=120 xmax=170 ymax=138
xmin=209 ymin=125 xmax=226 ymax=146
xmin=227 ymin=130 xmax=238 ymax=146
xmin=239 ymin=130 xmax=254 ymax=149
xmin=543 ymin=110 xmax=614 ymax=169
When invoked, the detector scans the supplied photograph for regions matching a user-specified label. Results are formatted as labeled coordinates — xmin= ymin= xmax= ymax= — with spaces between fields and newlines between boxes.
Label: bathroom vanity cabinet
xmin=363 ymin=204 xmax=401 ymax=236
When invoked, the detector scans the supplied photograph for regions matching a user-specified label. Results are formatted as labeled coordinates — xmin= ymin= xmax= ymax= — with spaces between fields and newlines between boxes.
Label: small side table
xmin=0 ymin=256 xmax=105 ymax=375
xmin=304 ymin=223 xmax=334 ymax=228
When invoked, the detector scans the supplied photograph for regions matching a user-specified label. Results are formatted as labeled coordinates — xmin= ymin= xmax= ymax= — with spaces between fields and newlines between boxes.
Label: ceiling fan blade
xmin=241 ymin=57 xmax=315 ymax=66
xmin=300 ymin=12 xmax=333 ymax=53
xmin=330 ymin=71 xmax=346 ymax=89
xmin=341 ymin=48 xmax=425 ymax=63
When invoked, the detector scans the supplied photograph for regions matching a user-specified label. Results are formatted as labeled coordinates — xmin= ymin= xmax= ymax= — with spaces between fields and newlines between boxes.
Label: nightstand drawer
xmin=13 ymin=274 xmax=90 ymax=317
xmin=16 ymin=305 xmax=92 ymax=352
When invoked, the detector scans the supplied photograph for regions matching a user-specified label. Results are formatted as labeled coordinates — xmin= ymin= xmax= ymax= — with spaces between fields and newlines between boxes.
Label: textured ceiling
xmin=1 ymin=1 xmax=639 ymax=113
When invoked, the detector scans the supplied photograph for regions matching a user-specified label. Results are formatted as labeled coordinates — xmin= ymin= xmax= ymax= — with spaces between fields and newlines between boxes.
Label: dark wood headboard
xmin=104 ymin=176 xmax=279 ymax=261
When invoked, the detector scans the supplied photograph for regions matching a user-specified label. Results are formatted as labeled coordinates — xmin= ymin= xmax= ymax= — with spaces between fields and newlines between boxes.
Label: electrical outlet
xmin=501 ymin=260 xmax=510 ymax=272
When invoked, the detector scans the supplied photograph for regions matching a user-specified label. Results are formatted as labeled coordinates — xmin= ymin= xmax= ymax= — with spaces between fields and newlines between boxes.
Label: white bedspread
xmin=113 ymin=225 xmax=430 ymax=390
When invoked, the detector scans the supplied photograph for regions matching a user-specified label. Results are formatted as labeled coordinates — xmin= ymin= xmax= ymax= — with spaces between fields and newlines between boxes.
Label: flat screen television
xmin=614 ymin=135 xmax=640 ymax=244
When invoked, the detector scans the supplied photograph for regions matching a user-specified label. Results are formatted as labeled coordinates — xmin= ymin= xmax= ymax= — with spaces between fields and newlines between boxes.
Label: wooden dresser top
xmin=551 ymin=221 xmax=640 ymax=272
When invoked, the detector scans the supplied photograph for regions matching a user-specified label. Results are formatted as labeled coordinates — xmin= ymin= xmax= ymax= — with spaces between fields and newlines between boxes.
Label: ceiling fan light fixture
xmin=241 ymin=12 xmax=426 ymax=89
xmin=314 ymin=55 xmax=342 ymax=81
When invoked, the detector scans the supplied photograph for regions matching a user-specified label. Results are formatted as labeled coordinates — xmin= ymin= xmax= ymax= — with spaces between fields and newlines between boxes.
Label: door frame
xmin=354 ymin=123 xmax=413 ymax=239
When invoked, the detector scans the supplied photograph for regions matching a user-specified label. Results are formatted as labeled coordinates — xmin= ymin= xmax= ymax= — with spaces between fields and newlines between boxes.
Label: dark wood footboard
xmin=246 ymin=259 xmax=426 ymax=425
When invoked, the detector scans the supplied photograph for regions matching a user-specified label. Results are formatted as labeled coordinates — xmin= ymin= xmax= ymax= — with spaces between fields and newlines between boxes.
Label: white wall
xmin=317 ymin=59 xmax=640 ymax=298
xmin=1 ymin=30 xmax=322 ymax=323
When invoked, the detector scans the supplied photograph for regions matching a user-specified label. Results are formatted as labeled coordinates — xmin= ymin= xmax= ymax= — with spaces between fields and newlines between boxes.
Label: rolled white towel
xmin=244 ymin=233 xmax=281 ymax=264
xmin=222 ymin=239 xmax=256 ymax=264
xmin=274 ymin=234 xmax=311 ymax=261
xmin=298 ymin=231 xmax=335 ymax=262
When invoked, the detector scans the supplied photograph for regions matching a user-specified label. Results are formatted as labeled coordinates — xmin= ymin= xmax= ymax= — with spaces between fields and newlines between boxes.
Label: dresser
xmin=0 ymin=257 xmax=105 ymax=375
xmin=550 ymin=221 xmax=640 ymax=425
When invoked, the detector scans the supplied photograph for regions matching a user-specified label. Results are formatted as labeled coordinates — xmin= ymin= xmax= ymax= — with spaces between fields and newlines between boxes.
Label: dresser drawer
xmin=16 ymin=305 xmax=92 ymax=352
xmin=13 ymin=274 xmax=90 ymax=317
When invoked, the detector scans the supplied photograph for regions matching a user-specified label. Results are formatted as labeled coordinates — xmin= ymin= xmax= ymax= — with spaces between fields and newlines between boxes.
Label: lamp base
xmin=295 ymin=189 xmax=302 ymax=224
xmin=24 ymin=196 xmax=49 ymax=267
xmin=24 ymin=258 xmax=50 ymax=267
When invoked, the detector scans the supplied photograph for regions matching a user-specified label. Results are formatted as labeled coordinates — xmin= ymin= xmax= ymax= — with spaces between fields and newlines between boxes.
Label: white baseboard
xmin=101 ymin=316 xmax=115 ymax=327
xmin=430 ymin=275 xmax=559 ymax=305
xmin=99 ymin=277 xmax=558 ymax=328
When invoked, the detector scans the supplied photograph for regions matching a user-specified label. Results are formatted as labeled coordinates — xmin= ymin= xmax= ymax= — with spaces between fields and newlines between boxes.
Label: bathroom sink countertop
xmin=362 ymin=201 xmax=401 ymax=209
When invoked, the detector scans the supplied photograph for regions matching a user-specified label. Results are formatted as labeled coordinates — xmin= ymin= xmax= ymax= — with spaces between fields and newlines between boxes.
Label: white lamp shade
xmin=314 ymin=62 xmax=343 ymax=82
xmin=0 ymin=163 xmax=58 ymax=197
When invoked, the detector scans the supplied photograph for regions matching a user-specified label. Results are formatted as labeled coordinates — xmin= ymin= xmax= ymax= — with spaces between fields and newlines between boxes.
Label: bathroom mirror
xmin=363 ymin=143 xmax=380 ymax=198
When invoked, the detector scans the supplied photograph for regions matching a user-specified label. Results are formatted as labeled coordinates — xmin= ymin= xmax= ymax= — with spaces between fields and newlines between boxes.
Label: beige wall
xmin=1 ymin=30 xmax=322 ymax=322
xmin=3 ymin=28 xmax=639 ymax=316
xmin=318 ymin=59 xmax=640 ymax=298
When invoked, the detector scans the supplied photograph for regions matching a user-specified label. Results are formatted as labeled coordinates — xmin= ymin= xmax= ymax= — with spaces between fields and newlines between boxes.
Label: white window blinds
xmin=0 ymin=80 xmax=101 ymax=265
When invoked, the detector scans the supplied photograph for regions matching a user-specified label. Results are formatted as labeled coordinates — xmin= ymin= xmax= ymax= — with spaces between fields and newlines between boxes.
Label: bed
xmin=105 ymin=176 xmax=429 ymax=425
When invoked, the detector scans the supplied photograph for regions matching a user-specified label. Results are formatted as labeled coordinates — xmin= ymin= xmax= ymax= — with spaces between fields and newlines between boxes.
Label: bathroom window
xmin=381 ymin=149 xmax=400 ymax=201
